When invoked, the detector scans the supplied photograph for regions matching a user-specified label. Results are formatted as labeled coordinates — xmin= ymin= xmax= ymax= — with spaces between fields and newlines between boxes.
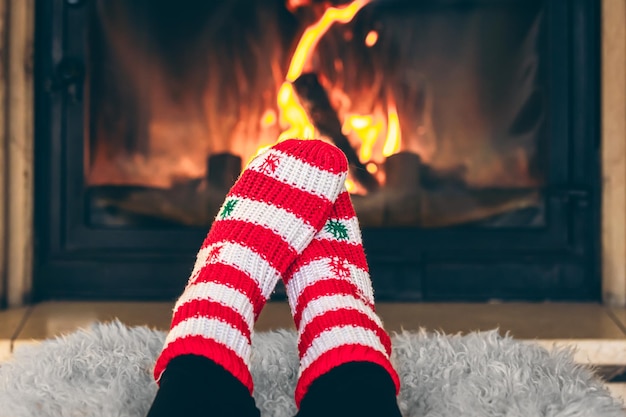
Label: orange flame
xmin=276 ymin=82 xmax=315 ymax=140
xmin=260 ymin=109 xmax=277 ymax=128
xmin=276 ymin=0 xmax=402 ymax=196
xmin=342 ymin=114 xmax=383 ymax=162
xmin=383 ymin=96 xmax=401 ymax=157
xmin=345 ymin=177 xmax=357 ymax=194
xmin=276 ymin=0 xmax=372 ymax=143
xmin=285 ymin=0 xmax=371 ymax=82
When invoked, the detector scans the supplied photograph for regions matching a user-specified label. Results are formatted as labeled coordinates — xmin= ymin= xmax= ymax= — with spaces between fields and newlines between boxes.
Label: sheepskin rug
xmin=0 ymin=321 xmax=623 ymax=417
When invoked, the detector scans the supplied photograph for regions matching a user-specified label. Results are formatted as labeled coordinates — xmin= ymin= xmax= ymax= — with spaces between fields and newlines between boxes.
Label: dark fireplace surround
xmin=34 ymin=0 xmax=600 ymax=302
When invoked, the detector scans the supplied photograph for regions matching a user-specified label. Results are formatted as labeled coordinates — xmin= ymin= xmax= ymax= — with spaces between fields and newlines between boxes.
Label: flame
xmin=276 ymin=0 xmax=406 ymax=195
xmin=285 ymin=0 xmax=372 ymax=83
xmin=383 ymin=96 xmax=401 ymax=157
xmin=260 ymin=109 xmax=277 ymax=128
xmin=365 ymin=30 xmax=378 ymax=47
xmin=271 ymin=0 xmax=401 ymax=196
xmin=342 ymin=114 xmax=383 ymax=162
xmin=277 ymin=82 xmax=315 ymax=140
xmin=345 ymin=177 xmax=357 ymax=194
xmin=274 ymin=1 xmax=371 ymax=144
xmin=273 ymin=0 xmax=375 ymax=193
xmin=275 ymin=0 xmax=371 ymax=143
xmin=286 ymin=0 xmax=311 ymax=13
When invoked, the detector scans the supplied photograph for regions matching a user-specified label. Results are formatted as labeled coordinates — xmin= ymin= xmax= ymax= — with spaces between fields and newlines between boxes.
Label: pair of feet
xmin=146 ymin=139 xmax=402 ymax=416
xmin=148 ymin=356 xmax=402 ymax=417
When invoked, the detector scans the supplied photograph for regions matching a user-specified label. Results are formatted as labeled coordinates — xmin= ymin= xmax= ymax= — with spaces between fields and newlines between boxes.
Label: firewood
xmin=207 ymin=153 xmax=242 ymax=190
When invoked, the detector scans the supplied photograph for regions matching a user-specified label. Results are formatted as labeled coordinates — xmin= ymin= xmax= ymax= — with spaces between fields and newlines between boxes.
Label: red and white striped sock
xmin=285 ymin=188 xmax=401 ymax=408
xmin=153 ymin=139 xmax=348 ymax=395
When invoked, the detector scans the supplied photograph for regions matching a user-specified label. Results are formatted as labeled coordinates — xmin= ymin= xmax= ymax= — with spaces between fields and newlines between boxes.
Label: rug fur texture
xmin=0 ymin=321 xmax=623 ymax=417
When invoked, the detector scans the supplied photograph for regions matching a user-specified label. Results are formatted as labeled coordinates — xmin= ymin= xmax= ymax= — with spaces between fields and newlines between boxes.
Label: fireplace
xmin=33 ymin=0 xmax=600 ymax=301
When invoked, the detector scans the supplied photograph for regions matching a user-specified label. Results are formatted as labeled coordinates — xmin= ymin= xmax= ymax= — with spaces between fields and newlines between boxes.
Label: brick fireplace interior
xmin=2 ymin=0 xmax=608 ymax=304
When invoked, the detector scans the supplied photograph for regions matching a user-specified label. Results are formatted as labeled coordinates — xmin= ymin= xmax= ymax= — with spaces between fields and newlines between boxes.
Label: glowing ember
xmin=365 ymin=30 xmax=378 ymax=47
xmin=286 ymin=0 xmax=311 ymax=13
xmin=345 ymin=177 xmax=357 ymax=194
xmin=366 ymin=162 xmax=378 ymax=174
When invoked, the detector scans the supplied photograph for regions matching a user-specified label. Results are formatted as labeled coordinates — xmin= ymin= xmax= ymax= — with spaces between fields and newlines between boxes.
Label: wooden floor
xmin=2 ymin=301 xmax=626 ymax=402
xmin=2 ymin=301 xmax=626 ymax=355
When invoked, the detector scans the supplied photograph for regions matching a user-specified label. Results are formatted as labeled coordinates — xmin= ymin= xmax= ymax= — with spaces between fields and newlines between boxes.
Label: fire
xmin=286 ymin=0 xmax=310 ymax=12
xmin=342 ymin=114 xmax=383 ymax=162
xmin=260 ymin=109 xmax=277 ymax=128
xmin=276 ymin=82 xmax=315 ymax=141
xmin=345 ymin=178 xmax=357 ymax=194
xmin=341 ymin=96 xmax=401 ymax=165
xmin=274 ymin=0 xmax=372 ymax=144
xmin=383 ymin=96 xmax=401 ymax=157
xmin=257 ymin=0 xmax=401 ymax=195
xmin=285 ymin=0 xmax=372 ymax=83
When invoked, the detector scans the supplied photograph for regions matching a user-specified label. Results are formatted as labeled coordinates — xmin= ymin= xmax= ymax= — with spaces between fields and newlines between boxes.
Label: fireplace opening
xmin=87 ymin=0 xmax=545 ymax=228
xmin=34 ymin=0 xmax=600 ymax=301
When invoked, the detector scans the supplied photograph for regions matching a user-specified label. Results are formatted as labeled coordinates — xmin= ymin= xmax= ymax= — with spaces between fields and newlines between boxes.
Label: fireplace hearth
xmin=34 ymin=0 xmax=600 ymax=301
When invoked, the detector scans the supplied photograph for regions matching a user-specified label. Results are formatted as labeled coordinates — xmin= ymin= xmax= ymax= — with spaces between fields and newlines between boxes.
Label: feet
xmin=296 ymin=362 xmax=402 ymax=417
xmin=154 ymin=139 xmax=348 ymax=392
xmin=148 ymin=139 xmax=349 ymax=417
xmin=285 ymin=189 xmax=401 ymax=408
xmin=146 ymin=355 xmax=260 ymax=417
xmin=147 ymin=139 xmax=401 ymax=416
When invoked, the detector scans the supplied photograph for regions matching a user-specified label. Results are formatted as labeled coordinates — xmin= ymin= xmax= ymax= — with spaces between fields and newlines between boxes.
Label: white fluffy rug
xmin=0 ymin=321 xmax=623 ymax=417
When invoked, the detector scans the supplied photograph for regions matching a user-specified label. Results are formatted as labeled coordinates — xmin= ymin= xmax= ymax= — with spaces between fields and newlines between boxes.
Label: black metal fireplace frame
xmin=34 ymin=0 xmax=601 ymax=301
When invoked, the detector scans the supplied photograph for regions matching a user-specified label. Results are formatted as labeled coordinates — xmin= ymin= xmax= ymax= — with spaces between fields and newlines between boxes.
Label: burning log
xmin=88 ymin=181 xmax=216 ymax=226
xmin=350 ymin=193 xmax=386 ymax=227
xmin=292 ymin=73 xmax=380 ymax=193
xmin=385 ymin=152 xmax=421 ymax=191
xmin=382 ymin=152 xmax=422 ymax=226
xmin=207 ymin=153 xmax=242 ymax=190
xmin=89 ymin=152 xmax=245 ymax=226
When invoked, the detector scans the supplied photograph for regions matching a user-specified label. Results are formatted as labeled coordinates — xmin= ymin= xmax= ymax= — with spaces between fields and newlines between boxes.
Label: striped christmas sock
xmin=148 ymin=139 xmax=348 ymax=417
xmin=284 ymin=189 xmax=402 ymax=416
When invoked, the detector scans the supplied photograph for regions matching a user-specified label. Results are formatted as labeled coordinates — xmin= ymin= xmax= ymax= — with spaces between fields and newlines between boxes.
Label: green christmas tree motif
xmin=219 ymin=199 xmax=238 ymax=219
xmin=324 ymin=219 xmax=349 ymax=240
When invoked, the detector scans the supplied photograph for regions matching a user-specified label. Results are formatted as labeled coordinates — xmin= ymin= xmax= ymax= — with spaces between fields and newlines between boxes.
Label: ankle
xmin=147 ymin=355 xmax=260 ymax=417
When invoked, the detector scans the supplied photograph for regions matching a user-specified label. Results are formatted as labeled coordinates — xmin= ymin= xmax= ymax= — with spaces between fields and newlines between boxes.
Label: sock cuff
xmin=155 ymin=335 xmax=254 ymax=394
